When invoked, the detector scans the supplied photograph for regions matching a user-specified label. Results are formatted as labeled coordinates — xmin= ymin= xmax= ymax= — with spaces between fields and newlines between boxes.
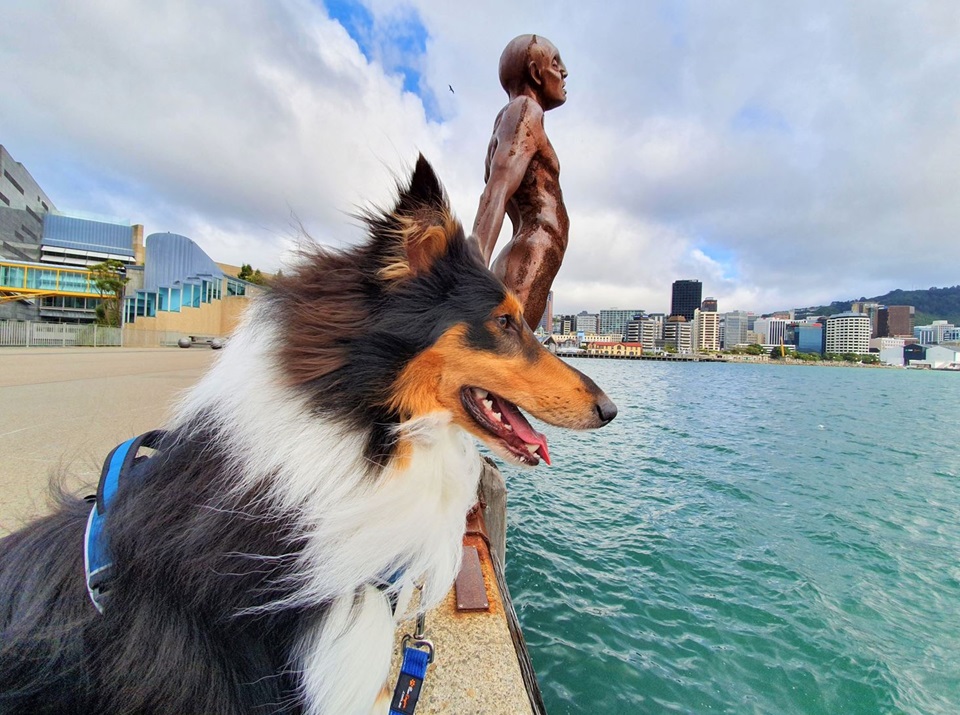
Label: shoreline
xmin=562 ymin=352 xmax=899 ymax=368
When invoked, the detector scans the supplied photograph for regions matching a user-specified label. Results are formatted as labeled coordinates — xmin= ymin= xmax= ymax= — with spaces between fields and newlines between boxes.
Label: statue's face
xmin=535 ymin=40 xmax=567 ymax=110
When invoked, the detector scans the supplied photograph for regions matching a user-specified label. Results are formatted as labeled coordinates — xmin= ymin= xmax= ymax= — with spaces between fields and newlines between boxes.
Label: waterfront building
xmin=576 ymin=311 xmax=599 ymax=334
xmin=795 ymin=323 xmax=824 ymax=354
xmin=914 ymin=321 xmax=955 ymax=345
xmin=587 ymin=341 xmax=644 ymax=358
xmin=745 ymin=330 xmax=763 ymax=345
xmin=637 ymin=318 xmax=662 ymax=352
xmin=578 ymin=332 xmax=624 ymax=346
xmin=918 ymin=345 xmax=960 ymax=369
xmin=754 ymin=317 xmax=787 ymax=347
xmin=870 ymin=337 xmax=907 ymax=352
xmin=825 ymin=312 xmax=871 ymax=354
xmin=903 ymin=343 xmax=927 ymax=364
xmin=692 ymin=309 xmax=720 ymax=352
xmin=722 ymin=311 xmax=749 ymax=349
xmin=556 ymin=314 xmax=576 ymax=335
xmin=670 ymin=280 xmax=702 ymax=321
xmin=599 ymin=309 xmax=642 ymax=338
xmin=877 ymin=305 xmax=915 ymax=337
xmin=879 ymin=346 xmax=904 ymax=367
xmin=663 ymin=317 xmax=692 ymax=354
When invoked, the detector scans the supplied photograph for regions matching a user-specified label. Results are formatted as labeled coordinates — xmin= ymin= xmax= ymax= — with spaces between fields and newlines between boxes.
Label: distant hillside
xmin=793 ymin=285 xmax=960 ymax=326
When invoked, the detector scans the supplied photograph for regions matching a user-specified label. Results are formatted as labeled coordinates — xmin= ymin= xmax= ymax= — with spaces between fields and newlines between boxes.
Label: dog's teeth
xmin=526 ymin=444 xmax=539 ymax=453
xmin=482 ymin=399 xmax=493 ymax=410
xmin=504 ymin=424 xmax=512 ymax=431
xmin=492 ymin=412 xmax=502 ymax=422
xmin=475 ymin=388 xmax=489 ymax=399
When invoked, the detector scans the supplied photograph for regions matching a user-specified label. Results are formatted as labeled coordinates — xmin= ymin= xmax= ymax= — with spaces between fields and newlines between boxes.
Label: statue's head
xmin=498 ymin=34 xmax=567 ymax=110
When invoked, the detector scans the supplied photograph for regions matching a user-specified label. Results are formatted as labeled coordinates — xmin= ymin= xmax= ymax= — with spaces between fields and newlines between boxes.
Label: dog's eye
xmin=497 ymin=315 xmax=511 ymax=330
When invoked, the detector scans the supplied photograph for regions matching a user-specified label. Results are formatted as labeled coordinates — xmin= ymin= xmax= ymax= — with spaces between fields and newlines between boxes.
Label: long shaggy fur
xmin=0 ymin=156 xmax=613 ymax=714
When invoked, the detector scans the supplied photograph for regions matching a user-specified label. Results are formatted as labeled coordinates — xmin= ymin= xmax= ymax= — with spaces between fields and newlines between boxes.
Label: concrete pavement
xmin=0 ymin=347 xmax=215 ymax=535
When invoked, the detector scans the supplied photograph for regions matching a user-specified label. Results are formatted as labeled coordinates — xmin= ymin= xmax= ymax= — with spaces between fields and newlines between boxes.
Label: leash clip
xmin=400 ymin=634 xmax=435 ymax=664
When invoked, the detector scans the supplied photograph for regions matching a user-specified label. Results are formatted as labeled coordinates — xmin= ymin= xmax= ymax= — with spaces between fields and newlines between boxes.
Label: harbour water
xmin=504 ymin=361 xmax=960 ymax=714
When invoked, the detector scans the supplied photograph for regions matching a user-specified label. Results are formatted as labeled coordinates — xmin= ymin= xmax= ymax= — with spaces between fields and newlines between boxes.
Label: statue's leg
xmin=492 ymin=230 xmax=565 ymax=330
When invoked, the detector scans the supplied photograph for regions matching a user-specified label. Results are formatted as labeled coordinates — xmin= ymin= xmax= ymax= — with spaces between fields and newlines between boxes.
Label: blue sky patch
xmin=324 ymin=0 xmax=440 ymax=121
xmin=731 ymin=103 xmax=791 ymax=134
xmin=696 ymin=243 xmax=740 ymax=281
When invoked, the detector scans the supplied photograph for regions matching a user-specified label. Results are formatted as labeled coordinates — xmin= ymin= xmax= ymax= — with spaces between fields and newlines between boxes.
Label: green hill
xmin=793 ymin=285 xmax=960 ymax=326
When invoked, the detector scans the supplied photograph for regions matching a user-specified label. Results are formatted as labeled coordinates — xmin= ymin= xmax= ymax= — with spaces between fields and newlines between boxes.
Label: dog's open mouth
xmin=461 ymin=387 xmax=551 ymax=466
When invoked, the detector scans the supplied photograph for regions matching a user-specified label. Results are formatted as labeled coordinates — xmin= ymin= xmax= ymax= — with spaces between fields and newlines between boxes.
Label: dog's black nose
xmin=596 ymin=396 xmax=618 ymax=424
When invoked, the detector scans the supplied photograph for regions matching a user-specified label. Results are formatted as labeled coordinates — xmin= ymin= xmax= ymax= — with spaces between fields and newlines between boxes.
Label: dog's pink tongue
xmin=498 ymin=400 xmax=551 ymax=466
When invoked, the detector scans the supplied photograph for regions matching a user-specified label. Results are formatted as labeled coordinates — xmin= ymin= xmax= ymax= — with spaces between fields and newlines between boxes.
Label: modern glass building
xmin=599 ymin=309 xmax=644 ymax=339
xmin=670 ymin=280 xmax=702 ymax=321
xmin=722 ymin=311 xmax=749 ymax=348
xmin=124 ymin=233 xmax=249 ymax=322
xmin=795 ymin=323 xmax=824 ymax=354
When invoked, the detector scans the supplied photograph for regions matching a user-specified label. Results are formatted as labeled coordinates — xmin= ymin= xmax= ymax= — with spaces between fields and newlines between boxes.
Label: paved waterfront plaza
xmin=0 ymin=347 xmax=215 ymax=535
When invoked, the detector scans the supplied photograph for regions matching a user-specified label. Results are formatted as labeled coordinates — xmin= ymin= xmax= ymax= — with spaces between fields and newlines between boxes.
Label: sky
xmin=1 ymin=1 xmax=958 ymax=315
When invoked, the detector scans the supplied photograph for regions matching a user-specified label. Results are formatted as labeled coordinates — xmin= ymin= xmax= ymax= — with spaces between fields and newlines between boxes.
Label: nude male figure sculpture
xmin=473 ymin=34 xmax=569 ymax=329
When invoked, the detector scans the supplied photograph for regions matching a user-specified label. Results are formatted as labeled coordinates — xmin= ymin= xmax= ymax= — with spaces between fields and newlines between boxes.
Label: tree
xmin=769 ymin=345 xmax=785 ymax=359
xmin=89 ymin=260 xmax=129 ymax=327
xmin=238 ymin=263 xmax=267 ymax=285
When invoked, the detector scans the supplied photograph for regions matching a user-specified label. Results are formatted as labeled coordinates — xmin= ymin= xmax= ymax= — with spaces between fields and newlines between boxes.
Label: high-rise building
xmin=754 ymin=317 xmax=787 ymax=346
xmin=556 ymin=314 xmax=577 ymax=335
xmin=637 ymin=318 xmax=662 ymax=352
xmin=663 ymin=316 xmax=692 ymax=353
xmin=826 ymin=312 xmax=871 ymax=354
xmin=692 ymin=309 xmax=720 ymax=352
xmin=701 ymin=297 xmax=718 ymax=312
xmin=575 ymin=311 xmax=599 ymax=334
xmin=722 ymin=311 xmax=749 ymax=348
xmin=877 ymin=305 xmax=915 ymax=337
xmin=599 ymin=309 xmax=643 ymax=339
xmin=794 ymin=323 xmax=824 ymax=354
xmin=536 ymin=291 xmax=554 ymax=334
xmin=670 ymin=280 xmax=702 ymax=321
xmin=851 ymin=301 xmax=881 ymax=337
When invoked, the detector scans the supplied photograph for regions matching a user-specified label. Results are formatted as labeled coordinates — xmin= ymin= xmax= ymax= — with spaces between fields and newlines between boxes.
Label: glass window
xmin=0 ymin=264 xmax=25 ymax=288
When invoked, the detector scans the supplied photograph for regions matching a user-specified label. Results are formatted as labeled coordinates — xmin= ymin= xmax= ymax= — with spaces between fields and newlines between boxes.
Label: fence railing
xmin=0 ymin=321 xmax=186 ymax=348
xmin=0 ymin=320 xmax=121 ymax=347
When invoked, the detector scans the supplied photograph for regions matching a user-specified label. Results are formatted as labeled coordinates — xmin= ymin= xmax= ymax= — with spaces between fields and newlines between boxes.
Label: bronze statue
xmin=473 ymin=34 xmax=569 ymax=329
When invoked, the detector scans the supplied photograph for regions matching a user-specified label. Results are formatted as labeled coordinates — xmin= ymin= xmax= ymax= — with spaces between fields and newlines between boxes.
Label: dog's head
xmin=273 ymin=155 xmax=615 ymax=468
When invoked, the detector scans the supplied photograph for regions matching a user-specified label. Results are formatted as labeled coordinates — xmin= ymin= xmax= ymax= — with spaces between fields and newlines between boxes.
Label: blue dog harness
xmin=83 ymin=430 xmax=437 ymax=712
xmin=83 ymin=430 xmax=167 ymax=613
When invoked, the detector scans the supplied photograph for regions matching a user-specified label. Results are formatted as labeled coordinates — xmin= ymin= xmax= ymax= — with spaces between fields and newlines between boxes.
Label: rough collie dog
xmin=0 ymin=156 xmax=616 ymax=714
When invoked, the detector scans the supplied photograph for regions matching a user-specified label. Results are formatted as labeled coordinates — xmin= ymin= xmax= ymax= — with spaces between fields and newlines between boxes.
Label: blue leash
xmin=389 ymin=591 xmax=435 ymax=715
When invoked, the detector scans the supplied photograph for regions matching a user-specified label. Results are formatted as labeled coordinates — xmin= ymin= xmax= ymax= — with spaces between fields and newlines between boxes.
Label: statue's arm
xmin=472 ymin=101 xmax=544 ymax=266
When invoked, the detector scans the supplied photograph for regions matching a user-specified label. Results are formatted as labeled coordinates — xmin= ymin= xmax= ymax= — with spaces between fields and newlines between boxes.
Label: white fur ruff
xmin=173 ymin=304 xmax=482 ymax=714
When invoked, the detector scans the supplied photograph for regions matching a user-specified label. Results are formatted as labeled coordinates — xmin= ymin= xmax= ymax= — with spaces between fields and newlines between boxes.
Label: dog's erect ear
xmin=397 ymin=154 xmax=445 ymax=214
xmin=379 ymin=155 xmax=459 ymax=281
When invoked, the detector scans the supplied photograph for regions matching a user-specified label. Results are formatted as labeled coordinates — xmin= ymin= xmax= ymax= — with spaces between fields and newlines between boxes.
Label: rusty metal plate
xmin=455 ymin=545 xmax=490 ymax=612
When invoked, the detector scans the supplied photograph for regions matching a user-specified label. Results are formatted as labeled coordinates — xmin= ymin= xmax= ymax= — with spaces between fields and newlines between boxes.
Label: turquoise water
xmin=504 ymin=361 xmax=960 ymax=714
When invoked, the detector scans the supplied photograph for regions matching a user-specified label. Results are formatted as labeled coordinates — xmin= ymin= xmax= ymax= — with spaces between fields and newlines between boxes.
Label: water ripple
xmin=505 ymin=361 xmax=960 ymax=714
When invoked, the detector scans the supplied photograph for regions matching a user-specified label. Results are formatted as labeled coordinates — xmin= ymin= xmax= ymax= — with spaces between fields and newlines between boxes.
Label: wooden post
xmin=478 ymin=457 xmax=507 ymax=566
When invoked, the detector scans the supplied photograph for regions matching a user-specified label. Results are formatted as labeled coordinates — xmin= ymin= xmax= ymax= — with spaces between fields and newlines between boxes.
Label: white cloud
xmin=1 ymin=1 xmax=958 ymax=313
